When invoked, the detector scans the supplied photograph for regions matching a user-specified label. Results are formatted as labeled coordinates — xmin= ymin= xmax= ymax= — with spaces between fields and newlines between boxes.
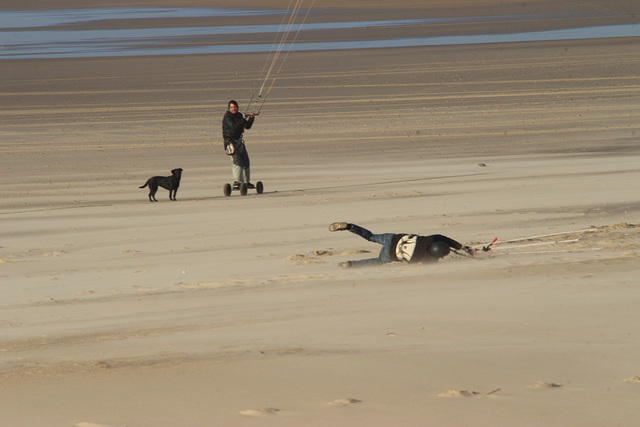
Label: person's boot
xmin=329 ymin=222 xmax=350 ymax=232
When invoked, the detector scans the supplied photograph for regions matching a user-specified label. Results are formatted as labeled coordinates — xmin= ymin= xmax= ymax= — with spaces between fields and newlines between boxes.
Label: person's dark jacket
xmin=222 ymin=111 xmax=254 ymax=148
xmin=390 ymin=234 xmax=463 ymax=263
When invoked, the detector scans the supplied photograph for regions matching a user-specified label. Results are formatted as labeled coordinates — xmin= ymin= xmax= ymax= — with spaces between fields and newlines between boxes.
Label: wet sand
xmin=1 ymin=1 xmax=640 ymax=426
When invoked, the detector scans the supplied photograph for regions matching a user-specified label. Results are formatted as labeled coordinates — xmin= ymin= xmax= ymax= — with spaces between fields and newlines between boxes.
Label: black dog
xmin=139 ymin=168 xmax=182 ymax=202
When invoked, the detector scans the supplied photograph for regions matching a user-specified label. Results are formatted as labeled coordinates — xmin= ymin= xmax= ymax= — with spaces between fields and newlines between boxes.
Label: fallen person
xmin=329 ymin=222 xmax=474 ymax=268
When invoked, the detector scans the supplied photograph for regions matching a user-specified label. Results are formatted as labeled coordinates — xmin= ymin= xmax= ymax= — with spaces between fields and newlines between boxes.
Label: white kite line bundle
xmin=246 ymin=0 xmax=316 ymax=115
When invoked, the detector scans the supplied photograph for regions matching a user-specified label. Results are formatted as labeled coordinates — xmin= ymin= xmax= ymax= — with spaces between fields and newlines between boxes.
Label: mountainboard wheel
xmin=256 ymin=181 xmax=264 ymax=194
xmin=223 ymin=183 xmax=232 ymax=197
xmin=240 ymin=183 xmax=248 ymax=196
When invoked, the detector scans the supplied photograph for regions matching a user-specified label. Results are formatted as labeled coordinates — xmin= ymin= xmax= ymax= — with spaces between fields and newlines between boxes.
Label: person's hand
xmin=245 ymin=113 xmax=255 ymax=119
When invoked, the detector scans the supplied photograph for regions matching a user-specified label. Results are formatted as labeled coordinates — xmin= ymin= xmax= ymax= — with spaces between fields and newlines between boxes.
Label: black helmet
xmin=430 ymin=242 xmax=451 ymax=259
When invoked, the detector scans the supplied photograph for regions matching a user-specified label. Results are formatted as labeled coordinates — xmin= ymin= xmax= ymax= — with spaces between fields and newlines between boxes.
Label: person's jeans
xmin=348 ymin=224 xmax=395 ymax=267
xmin=230 ymin=142 xmax=250 ymax=183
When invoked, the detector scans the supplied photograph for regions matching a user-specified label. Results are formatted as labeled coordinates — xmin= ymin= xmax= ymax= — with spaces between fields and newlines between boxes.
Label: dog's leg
xmin=149 ymin=183 xmax=158 ymax=202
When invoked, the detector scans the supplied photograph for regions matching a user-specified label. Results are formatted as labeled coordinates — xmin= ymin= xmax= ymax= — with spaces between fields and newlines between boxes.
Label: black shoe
xmin=246 ymin=183 xmax=255 ymax=189
xmin=232 ymin=181 xmax=241 ymax=190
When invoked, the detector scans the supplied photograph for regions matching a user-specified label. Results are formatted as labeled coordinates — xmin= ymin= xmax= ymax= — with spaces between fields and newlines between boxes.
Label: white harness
xmin=395 ymin=234 xmax=418 ymax=262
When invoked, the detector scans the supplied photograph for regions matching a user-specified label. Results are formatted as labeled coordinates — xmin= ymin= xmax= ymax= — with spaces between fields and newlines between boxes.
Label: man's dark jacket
xmin=222 ymin=111 xmax=253 ymax=148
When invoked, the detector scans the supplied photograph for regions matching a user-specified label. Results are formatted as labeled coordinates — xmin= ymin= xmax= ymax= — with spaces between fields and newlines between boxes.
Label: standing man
xmin=222 ymin=100 xmax=255 ymax=190
xmin=329 ymin=222 xmax=474 ymax=268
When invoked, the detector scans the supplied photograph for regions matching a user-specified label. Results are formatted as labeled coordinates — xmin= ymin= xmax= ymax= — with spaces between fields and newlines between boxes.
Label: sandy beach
xmin=1 ymin=1 xmax=640 ymax=426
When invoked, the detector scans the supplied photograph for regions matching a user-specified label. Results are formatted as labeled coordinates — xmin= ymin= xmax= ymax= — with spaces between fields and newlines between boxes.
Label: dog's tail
xmin=139 ymin=180 xmax=149 ymax=189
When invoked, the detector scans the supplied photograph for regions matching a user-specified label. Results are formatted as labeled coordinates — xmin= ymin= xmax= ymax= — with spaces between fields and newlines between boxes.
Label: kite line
xmin=245 ymin=0 xmax=315 ymax=115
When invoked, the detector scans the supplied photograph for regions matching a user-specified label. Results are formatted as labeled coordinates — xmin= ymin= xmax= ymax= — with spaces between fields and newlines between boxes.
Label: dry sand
xmin=1 ymin=1 xmax=640 ymax=426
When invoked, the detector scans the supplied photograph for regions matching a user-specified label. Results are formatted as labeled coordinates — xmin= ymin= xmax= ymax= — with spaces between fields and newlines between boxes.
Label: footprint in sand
xmin=328 ymin=398 xmax=362 ymax=406
xmin=438 ymin=390 xmax=482 ymax=398
xmin=438 ymin=388 xmax=501 ymax=398
xmin=530 ymin=381 xmax=562 ymax=389
xmin=311 ymin=250 xmax=335 ymax=256
xmin=286 ymin=254 xmax=326 ymax=265
xmin=239 ymin=407 xmax=280 ymax=417
xmin=43 ymin=250 xmax=66 ymax=256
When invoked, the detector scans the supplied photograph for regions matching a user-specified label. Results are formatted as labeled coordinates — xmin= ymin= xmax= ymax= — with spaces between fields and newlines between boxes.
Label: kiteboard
xmin=223 ymin=181 xmax=264 ymax=197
